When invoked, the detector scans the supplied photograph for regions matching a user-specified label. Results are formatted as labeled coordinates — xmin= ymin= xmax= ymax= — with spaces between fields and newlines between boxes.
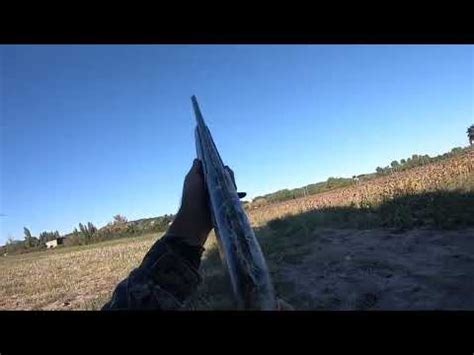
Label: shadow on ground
xmin=189 ymin=190 xmax=474 ymax=310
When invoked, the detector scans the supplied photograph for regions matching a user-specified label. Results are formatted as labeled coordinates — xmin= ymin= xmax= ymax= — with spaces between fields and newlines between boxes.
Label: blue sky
xmin=1 ymin=45 xmax=472 ymax=244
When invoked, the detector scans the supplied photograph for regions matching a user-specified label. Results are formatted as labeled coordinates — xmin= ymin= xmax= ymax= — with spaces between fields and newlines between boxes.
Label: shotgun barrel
xmin=192 ymin=95 xmax=276 ymax=310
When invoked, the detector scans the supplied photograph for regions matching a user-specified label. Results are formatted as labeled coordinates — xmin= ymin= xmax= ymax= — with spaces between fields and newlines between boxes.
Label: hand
xmin=168 ymin=160 xmax=246 ymax=247
xmin=168 ymin=159 xmax=213 ymax=247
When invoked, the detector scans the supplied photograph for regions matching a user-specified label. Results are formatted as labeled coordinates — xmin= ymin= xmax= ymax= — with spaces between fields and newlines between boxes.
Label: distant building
xmin=46 ymin=238 xmax=64 ymax=249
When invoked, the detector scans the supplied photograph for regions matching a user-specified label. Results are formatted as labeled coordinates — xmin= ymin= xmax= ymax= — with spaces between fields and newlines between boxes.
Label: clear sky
xmin=1 ymin=45 xmax=472 ymax=244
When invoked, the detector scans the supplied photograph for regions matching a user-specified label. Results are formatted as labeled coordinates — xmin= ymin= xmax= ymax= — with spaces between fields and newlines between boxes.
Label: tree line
xmin=252 ymin=177 xmax=355 ymax=205
xmin=1 ymin=228 xmax=62 ymax=254
xmin=251 ymin=146 xmax=470 ymax=207
xmin=1 ymin=214 xmax=174 ymax=255
xmin=374 ymin=147 xmax=466 ymax=176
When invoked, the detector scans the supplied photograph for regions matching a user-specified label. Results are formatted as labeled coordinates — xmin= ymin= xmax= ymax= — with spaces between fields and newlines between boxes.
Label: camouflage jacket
xmin=102 ymin=234 xmax=204 ymax=310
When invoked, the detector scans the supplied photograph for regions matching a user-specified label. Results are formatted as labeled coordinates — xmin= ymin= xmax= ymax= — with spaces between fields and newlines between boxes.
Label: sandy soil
xmin=280 ymin=228 xmax=474 ymax=310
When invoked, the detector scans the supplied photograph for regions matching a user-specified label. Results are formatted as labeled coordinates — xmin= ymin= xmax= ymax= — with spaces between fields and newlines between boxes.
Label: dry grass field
xmin=249 ymin=148 xmax=474 ymax=226
xmin=1 ymin=148 xmax=473 ymax=310
xmin=0 ymin=234 xmax=161 ymax=310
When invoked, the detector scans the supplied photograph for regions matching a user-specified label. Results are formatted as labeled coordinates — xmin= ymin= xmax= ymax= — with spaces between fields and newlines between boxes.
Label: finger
xmin=187 ymin=159 xmax=202 ymax=178
xmin=193 ymin=159 xmax=203 ymax=176
xmin=193 ymin=160 xmax=208 ymax=194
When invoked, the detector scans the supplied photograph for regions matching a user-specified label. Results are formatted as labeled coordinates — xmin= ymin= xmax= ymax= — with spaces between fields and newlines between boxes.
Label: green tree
xmin=421 ymin=154 xmax=430 ymax=164
xmin=113 ymin=214 xmax=128 ymax=224
xmin=23 ymin=227 xmax=37 ymax=248
xmin=87 ymin=222 xmax=97 ymax=235
xmin=76 ymin=222 xmax=98 ymax=243
xmin=24 ymin=227 xmax=32 ymax=239
xmin=78 ymin=223 xmax=86 ymax=235
xmin=390 ymin=160 xmax=400 ymax=171
xmin=78 ymin=223 xmax=90 ymax=243
xmin=467 ymin=124 xmax=474 ymax=146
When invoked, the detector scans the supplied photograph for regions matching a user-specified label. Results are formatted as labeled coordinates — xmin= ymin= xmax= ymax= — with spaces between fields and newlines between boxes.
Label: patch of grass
xmin=0 ymin=232 xmax=161 ymax=310
xmin=258 ymin=191 xmax=474 ymax=233
xmin=81 ymin=294 xmax=112 ymax=310
xmin=379 ymin=191 xmax=474 ymax=230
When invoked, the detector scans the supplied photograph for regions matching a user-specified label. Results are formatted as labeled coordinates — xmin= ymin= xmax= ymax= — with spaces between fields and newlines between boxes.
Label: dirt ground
xmin=279 ymin=228 xmax=474 ymax=310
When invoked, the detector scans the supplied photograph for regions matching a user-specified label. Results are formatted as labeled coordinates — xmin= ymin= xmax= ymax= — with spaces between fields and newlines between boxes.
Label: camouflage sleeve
xmin=102 ymin=234 xmax=205 ymax=310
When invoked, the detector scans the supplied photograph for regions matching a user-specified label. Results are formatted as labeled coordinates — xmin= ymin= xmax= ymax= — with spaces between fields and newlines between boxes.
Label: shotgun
xmin=192 ymin=95 xmax=276 ymax=310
